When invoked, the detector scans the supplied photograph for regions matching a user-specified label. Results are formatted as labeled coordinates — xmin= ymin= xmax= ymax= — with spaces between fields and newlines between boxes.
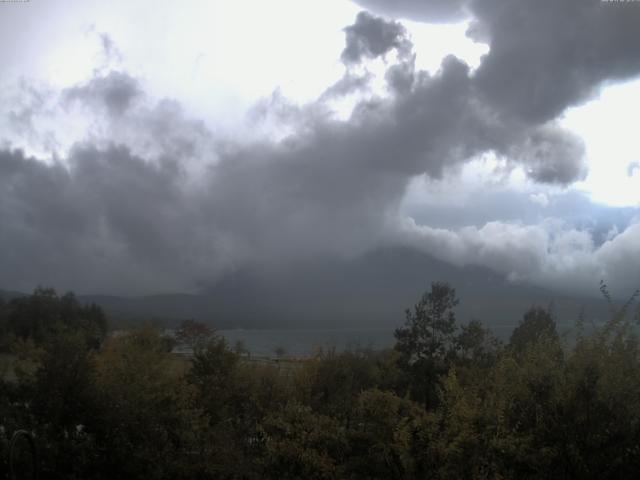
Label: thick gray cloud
xmin=351 ymin=0 xmax=468 ymax=23
xmin=0 ymin=64 xmax=609 ymax=297
xmin=355 ymin=0 xmax=640 ymax=124
xmin=64 ymin=71 xmax=142 ymax=117
xmin=504 ymin=126 xmax=587 ymax=184
xmin=471 ymin=0 xmax=640 ymax=124
xmin=1 ymin=6 xmax=639 ymax=303
xmin=341 ymin=11 xmax=412 ymax=64
xmin=0 ymin=146 xmax=227 ymax=294
xmin=383 ymin=54 xmax=586 ymax=185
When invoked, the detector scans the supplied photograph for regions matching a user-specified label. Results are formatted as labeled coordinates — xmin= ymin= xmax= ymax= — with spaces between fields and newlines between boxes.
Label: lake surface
xmin=218 ymin=328 xmax=397 ymax=357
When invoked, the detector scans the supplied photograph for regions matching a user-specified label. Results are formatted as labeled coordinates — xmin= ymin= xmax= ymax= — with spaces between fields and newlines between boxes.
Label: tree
xmin=0 ymin=297 xmax=10 ymax=351
xmin=273 ymin=345 xmax=287 ymax=359
xmin=187 ymin=337 xmax=297 ymax=478
xmin=187 ymin=336 xmax=240 ymax=424
xmin=175 ymin=319 xmax=215 ymax=349
xmin=394 ymin=282 xmax=459 ymax=407
xmin=416 ymin=371 xmax=488 ymax=479
xmin=295 ymin=348 xmax=391 ymax=420
xmin=90 ymin=326 xmax=201 ymax=479
xmin=30 ymin=331 xmax=99 ymax=478
xmin=6 ymin=288 xmax=107 ymax=348
xmin=234 ymin=339 xmax=249 ymax=358
xmin=257 ymin=402 xmax=347 ymax=480
xmin=509 ymin=305 xmax=558 ymax=353
xmin=455 ymin=319 xmax=500 ymax=367
xmin=346 ymin=389 xmax=426 ymax=479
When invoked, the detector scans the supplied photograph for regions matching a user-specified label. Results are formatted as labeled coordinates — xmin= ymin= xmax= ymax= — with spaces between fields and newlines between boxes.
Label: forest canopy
xmin=1 ymin=283 xmax=640 ymax=479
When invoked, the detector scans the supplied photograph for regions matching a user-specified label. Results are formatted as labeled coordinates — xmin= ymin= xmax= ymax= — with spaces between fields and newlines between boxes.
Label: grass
xmin=0 ymin=353 xmax=17 ymax=382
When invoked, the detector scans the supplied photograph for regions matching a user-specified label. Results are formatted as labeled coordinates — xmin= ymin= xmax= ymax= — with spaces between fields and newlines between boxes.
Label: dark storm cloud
xmin=379 ymin=53 xmax=586 ymax=185
xmin=64 ymin=71 xmax=142 ymax=116
xmin=384 ymin=59 xmax=416 ymax=94
xmin=0 ymin=59 xmax=462 ymax=292
xmin=471 ymin=0 xmax=640 ymax=124
xmin=341 ymin=11 xmax=412 ymax=64
xmin=351 ymin=0 xmax=468 ymax=23
xmin=355 ymin=0 xmax=640 ymax=124
xmin=505 ymin=126 xmax=587 ymax=185
xmin=335 ymin=11 xmax=588 ymax=185
xmin=1 ymin=5 xmax=639 ymax=299
xmin=0 ymin=144 xmax=241 ymax=294
xmin=0 ymin=61 xmax=590 ymax=295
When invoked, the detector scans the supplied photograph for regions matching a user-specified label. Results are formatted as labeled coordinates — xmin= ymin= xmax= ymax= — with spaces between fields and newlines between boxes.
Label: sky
xmin=1 ymin=0 xmax=639 ymax=304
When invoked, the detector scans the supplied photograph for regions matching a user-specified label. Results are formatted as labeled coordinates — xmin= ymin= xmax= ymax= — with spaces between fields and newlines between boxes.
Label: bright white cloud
xmin=562 ymin=79 xmax=640 ymax=207
xmin=529 ymin=193 xmax=549 ymax=208
xmin=398 ymin=215 xmax=640 ymax=297
xmin=405 ymin=20 xmax=489 ymax=73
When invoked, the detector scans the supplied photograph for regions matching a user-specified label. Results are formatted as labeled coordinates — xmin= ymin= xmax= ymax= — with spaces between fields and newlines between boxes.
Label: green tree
xmin=0 ymin=296 xmax=12 ymax=351
xmin=257 ymin=402 xmax=346 ymax=480
xmin=556 ymin=300 xmax=640 ymax=478
xmin=295 ymin=347 xmax=402 ymax=421
xmin=6 ymin=288 xmax=107 ymax=348
xmin=509 ymin=305 xmax=559 ymax=353
xmin=394 ymin=282 xmax=459 ymax=408
xmin=30 ymin=331 xmax=99 ymax=478
xmin=233 ymin=339 xmax=249 ymax=358
xmin=455 ymin=319 xmax=500 ymax=366
xmin=175 ymin=318 xmax=215 ymax=349
xmin=416 ymin=371 xmax=489 ymax=479
xmin=273 ymin=345 xmax=287 ymax=359
xmin=90 ymin=326 xmax=201 ymax=479
xmin=346 ymin=389 xmax=426 ymax=479
xmin=186 ymin=336 xmax=259 ymax=478
xmin=187 ymin=336 xmax=240 ymax=422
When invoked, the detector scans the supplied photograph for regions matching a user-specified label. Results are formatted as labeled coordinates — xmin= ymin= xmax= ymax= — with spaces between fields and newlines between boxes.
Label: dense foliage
xmin=1 ymin=284 xmax=640 ymax=479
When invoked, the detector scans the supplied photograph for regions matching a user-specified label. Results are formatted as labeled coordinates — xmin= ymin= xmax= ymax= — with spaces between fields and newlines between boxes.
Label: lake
xmin=218 ymin=328 xmax=397 ymax=357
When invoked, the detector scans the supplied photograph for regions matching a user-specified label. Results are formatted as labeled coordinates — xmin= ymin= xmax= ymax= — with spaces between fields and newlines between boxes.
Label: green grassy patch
xmin=0 ymin=353 xmax=17 ymax=382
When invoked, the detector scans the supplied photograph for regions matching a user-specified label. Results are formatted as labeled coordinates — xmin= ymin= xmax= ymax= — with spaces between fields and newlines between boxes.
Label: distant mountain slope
xmin=59 ymin=247 xmax=614 ymax=331
xmin=0 ymin=290 xmax=26 ymax=301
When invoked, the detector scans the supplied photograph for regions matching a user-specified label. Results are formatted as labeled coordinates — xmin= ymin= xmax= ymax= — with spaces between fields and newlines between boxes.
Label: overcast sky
xmin=1 ymin=0 xmax=639 ymax=300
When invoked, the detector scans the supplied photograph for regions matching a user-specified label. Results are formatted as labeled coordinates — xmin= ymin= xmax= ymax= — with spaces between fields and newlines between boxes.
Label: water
xmin=218 ymin=328 xmax=397 ymax=357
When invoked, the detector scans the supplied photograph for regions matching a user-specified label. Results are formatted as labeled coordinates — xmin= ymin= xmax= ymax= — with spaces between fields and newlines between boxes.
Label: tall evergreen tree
xmin=394 ymin=282 xmax=459 ymax=408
